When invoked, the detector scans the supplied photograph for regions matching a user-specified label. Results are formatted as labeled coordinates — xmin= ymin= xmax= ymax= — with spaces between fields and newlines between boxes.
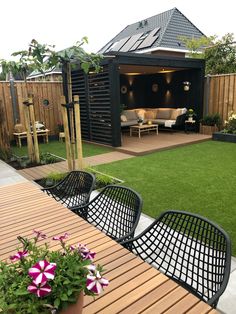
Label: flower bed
xmin=213 ymin=132 xmax=236 ymax=143
xmin=8 ymin=153 xmax=63 ymax=170
xmin=35 ymin=169 xmax=123 ymax=190
xmin=213 ymin=111 xmax=236 ymax=143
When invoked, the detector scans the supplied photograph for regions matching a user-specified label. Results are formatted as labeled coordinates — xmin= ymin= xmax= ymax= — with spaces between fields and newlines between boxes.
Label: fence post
xmin=0 ymin=99 xmax=10 ymax=160
xmin=204 ymin=75 xmax=210 ymax=116
xmin=61 ymin=96 xmax=73 ymax=171
xmin=74 ymin=95 xmax=83 ymax=170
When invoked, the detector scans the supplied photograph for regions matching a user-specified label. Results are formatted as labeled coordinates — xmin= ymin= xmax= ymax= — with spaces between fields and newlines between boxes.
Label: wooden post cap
xmin=74 ymin=95 xmax=79 ymax=102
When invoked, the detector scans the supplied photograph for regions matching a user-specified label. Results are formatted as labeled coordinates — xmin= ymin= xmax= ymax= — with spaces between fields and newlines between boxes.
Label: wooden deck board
xmin=0 ymin=181 xmax=218 ymax=313
xmin=119 ymin=131 xmax=211 ymax=156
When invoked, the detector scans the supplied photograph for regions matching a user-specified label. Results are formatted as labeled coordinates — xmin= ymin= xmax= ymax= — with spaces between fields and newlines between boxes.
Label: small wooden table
xmin=130 ymin=124 xmax=158 ymax=138
xmin=13 ymin=129 xmax=50 ymax=148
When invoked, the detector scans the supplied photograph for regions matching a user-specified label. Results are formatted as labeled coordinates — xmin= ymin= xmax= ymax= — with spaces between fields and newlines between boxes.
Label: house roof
xmin=98 ymin=7 xmax=205 ymax=54
xmin=27 ymin=66 xmax=62 ymax=79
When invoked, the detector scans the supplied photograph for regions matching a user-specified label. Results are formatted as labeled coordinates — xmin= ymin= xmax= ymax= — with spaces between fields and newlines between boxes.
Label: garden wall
xmin=204 ymin=73 xmax=236 ymax=122
xmin=0 ymin=81 xmax=63 ymax=140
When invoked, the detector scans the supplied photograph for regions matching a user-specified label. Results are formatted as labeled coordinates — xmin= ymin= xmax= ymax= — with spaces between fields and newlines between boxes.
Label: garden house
xmin=67 ymin=52 xmax=205 ymax=147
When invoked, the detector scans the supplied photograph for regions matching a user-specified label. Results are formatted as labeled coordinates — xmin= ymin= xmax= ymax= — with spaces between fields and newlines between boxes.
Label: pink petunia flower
xmin=86 ymin=271 xmax=109 ymax=294
xmin=33 ymin=229 xmax=47 ymax=239
xmin=76 ymin=243 xmax=96 ymax=260
xmin=10 ymin=250 xmax=28 ymax=262
xmin=52 ymin=233 xmax=69 ymax=241
xmin=70 ymin=245 xmax=76 ymax=251
xmin=28 ymin=260 xmax=56 ymax=285
xmin=28 ymin=281 xmax=51 ymax=297
xmin=85 ymin=264 xmax=96 ymax=273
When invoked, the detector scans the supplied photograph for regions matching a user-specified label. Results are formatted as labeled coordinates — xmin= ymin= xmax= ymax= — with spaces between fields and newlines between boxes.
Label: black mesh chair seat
xmin=70 ymin=185 xmax=142 ymax=242
xmin=122 ymin=210 xmax=231 ymax=307
xmin=42 ymin=171 xmax=95 ymax=208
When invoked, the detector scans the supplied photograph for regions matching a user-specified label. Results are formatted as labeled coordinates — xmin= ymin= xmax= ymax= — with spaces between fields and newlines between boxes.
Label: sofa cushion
xmin=145 ymin=111 xmax=156 ymax=119
xmin=123 ymin=110 xmax=138 ymax=120
xmin=170 ymin=109 xmax=182 ymax=120
xmin=121 ymin=120 xmax=138 ymax=127
xmin=136 ymin=109 xmax=146 ymax=120
xmin=156 ymin=109 xmax=172 ymax=119
xmin=120 ymin=115 xmax=127 ymax=122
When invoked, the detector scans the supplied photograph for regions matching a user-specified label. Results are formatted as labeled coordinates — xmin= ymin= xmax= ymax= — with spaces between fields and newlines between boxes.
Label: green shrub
xmin=40 ymin=152 xmax=60 ymax=164
xmin=200 ymin=113 xmax=221 ymax=127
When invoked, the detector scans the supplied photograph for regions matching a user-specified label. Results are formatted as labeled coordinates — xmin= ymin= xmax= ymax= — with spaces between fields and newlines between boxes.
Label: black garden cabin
xmin=68 ymin=52 xmax=205 ymax=147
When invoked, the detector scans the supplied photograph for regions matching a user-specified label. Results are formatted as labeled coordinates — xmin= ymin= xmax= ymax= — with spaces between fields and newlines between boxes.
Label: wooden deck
xmin=119 ymin=131 xmax=211 ymax=155
xmin=0 ymin=181 xmax=218 ymax=313
xmin=17 ymin=151 xmax=134 ymax=181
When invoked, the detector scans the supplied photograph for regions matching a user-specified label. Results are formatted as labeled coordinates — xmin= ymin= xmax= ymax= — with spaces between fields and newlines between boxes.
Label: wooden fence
xmin=0 ymin=81 xmax=63 ymax=141
xmin=1 ymin=75 xmax=236 ymax=144
xmin=204 ymin=73 xmax=236 ymax=123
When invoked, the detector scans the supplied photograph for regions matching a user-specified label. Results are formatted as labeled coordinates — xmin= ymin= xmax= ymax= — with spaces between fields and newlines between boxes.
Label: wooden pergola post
xmin=28 ymin=95 xmax=40 ymax=164
xmin=74 ymin=95 xmax=83 ymax=170
xmin=23 ymin=98 xmax=35 ymax=163
xmin=61 ymin=96 xmax=73 ymax=171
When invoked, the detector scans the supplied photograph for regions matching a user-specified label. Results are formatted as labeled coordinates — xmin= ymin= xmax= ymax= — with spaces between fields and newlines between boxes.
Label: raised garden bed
xmin=7 ymin=153 xmax=64 ymax=170
xmin=35 ymin=169 xmax=123 ymax=191
xmin=212 ymin=132 xmax=236 ymax=143
xmin=200 ymin=124 xmax=218 ymax=135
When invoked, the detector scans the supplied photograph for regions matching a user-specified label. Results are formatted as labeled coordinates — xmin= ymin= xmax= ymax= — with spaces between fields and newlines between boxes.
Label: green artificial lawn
xmin=95 ymin=141 xmax=236 ymax=255
xmin=11 ymin=140 xmax=112 ymax=158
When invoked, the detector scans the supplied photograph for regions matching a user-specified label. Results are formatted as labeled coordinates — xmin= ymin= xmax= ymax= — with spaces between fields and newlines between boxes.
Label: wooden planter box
xmin=213 ymin=132 xmax=236 ymax=143
xmin=200 ymin=124 xmax=218 ymax=135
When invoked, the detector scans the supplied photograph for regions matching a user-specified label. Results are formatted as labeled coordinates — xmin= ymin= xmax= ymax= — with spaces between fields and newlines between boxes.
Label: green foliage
xmin=0 ymin=233 xmax=106 ymax=313
xmin=205 ymin=33 xmax=236 ymax=74
xmin=40 ymin=152 xmax=60 ymax=164
xmin=36 ymin=171 xmax=67 ymax=188
xmin=179 ymin=35 xmax=214 ymax=59
xmin=222 ymin=111 xmax=236 ymax=134
xmin=200 ymin=113 xmax=222 ymax=127
xmin=186 ymin=108 xmax=195 ymax=117
xmin=0 ymin=37 xmax=103 ymax=81
xmin=179 ymin=33 xmax=236 ymax=75
xmin=0 ymin=147 xmax=11 ymax=161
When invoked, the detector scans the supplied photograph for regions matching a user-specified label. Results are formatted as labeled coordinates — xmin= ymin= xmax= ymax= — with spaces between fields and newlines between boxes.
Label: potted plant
xmin=213 ymin=111 xmax=236 ymax=143
xmin=0 ymin=230 xmax=108 ymax=313
xmin=200 ymin=113 xmax=221 ymax=135
xmin=137 ymin=118 xmax=144 ymax=126
xmin=186 ymin=108 xmax=195 ymax=122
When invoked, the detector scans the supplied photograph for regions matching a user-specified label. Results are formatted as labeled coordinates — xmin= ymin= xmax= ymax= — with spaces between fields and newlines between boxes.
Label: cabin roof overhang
xmin=98 ymin=51 xmax=205 ymax=72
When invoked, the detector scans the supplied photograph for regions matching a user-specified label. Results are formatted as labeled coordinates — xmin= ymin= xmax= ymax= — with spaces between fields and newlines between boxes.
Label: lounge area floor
xmin=117 ymin=131 xmax=212 ymax=155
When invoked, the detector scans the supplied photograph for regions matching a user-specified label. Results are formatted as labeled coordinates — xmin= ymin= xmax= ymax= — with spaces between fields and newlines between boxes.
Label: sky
xmin=1 ymin=0 xmax=235 ymax=60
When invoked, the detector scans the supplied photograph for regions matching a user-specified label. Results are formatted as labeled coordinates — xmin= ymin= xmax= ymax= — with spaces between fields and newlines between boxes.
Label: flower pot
xmin=200 ymin=123 xmax=218 ymax=135
xmin=59 ymin=292 xmax=84 ymax=314
xmin=138 ymin=122 xmax=143 ymax=126
xmin=188 ymin=117 xmax=193 ymax=122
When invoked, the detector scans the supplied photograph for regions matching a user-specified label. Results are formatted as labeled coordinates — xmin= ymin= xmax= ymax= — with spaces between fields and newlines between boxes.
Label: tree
xmin=205 ymin=33 xmax=236 ymax=75
xmin=179 ymin=33 xmax=236 ymax=75
xmin=179 ymin=35 xmax=214 ymax=59
xmin=0 ymin=39 xmax=102 ymax=169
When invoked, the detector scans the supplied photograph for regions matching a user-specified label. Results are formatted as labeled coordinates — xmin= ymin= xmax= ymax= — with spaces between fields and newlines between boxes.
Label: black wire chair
xmin=70 ymin=185 xmax=142 ymax=242
xmin=42 ymin=171 xmax=95 ymax=208
xmin=122 ymin=210 xmax=231 ymax=308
